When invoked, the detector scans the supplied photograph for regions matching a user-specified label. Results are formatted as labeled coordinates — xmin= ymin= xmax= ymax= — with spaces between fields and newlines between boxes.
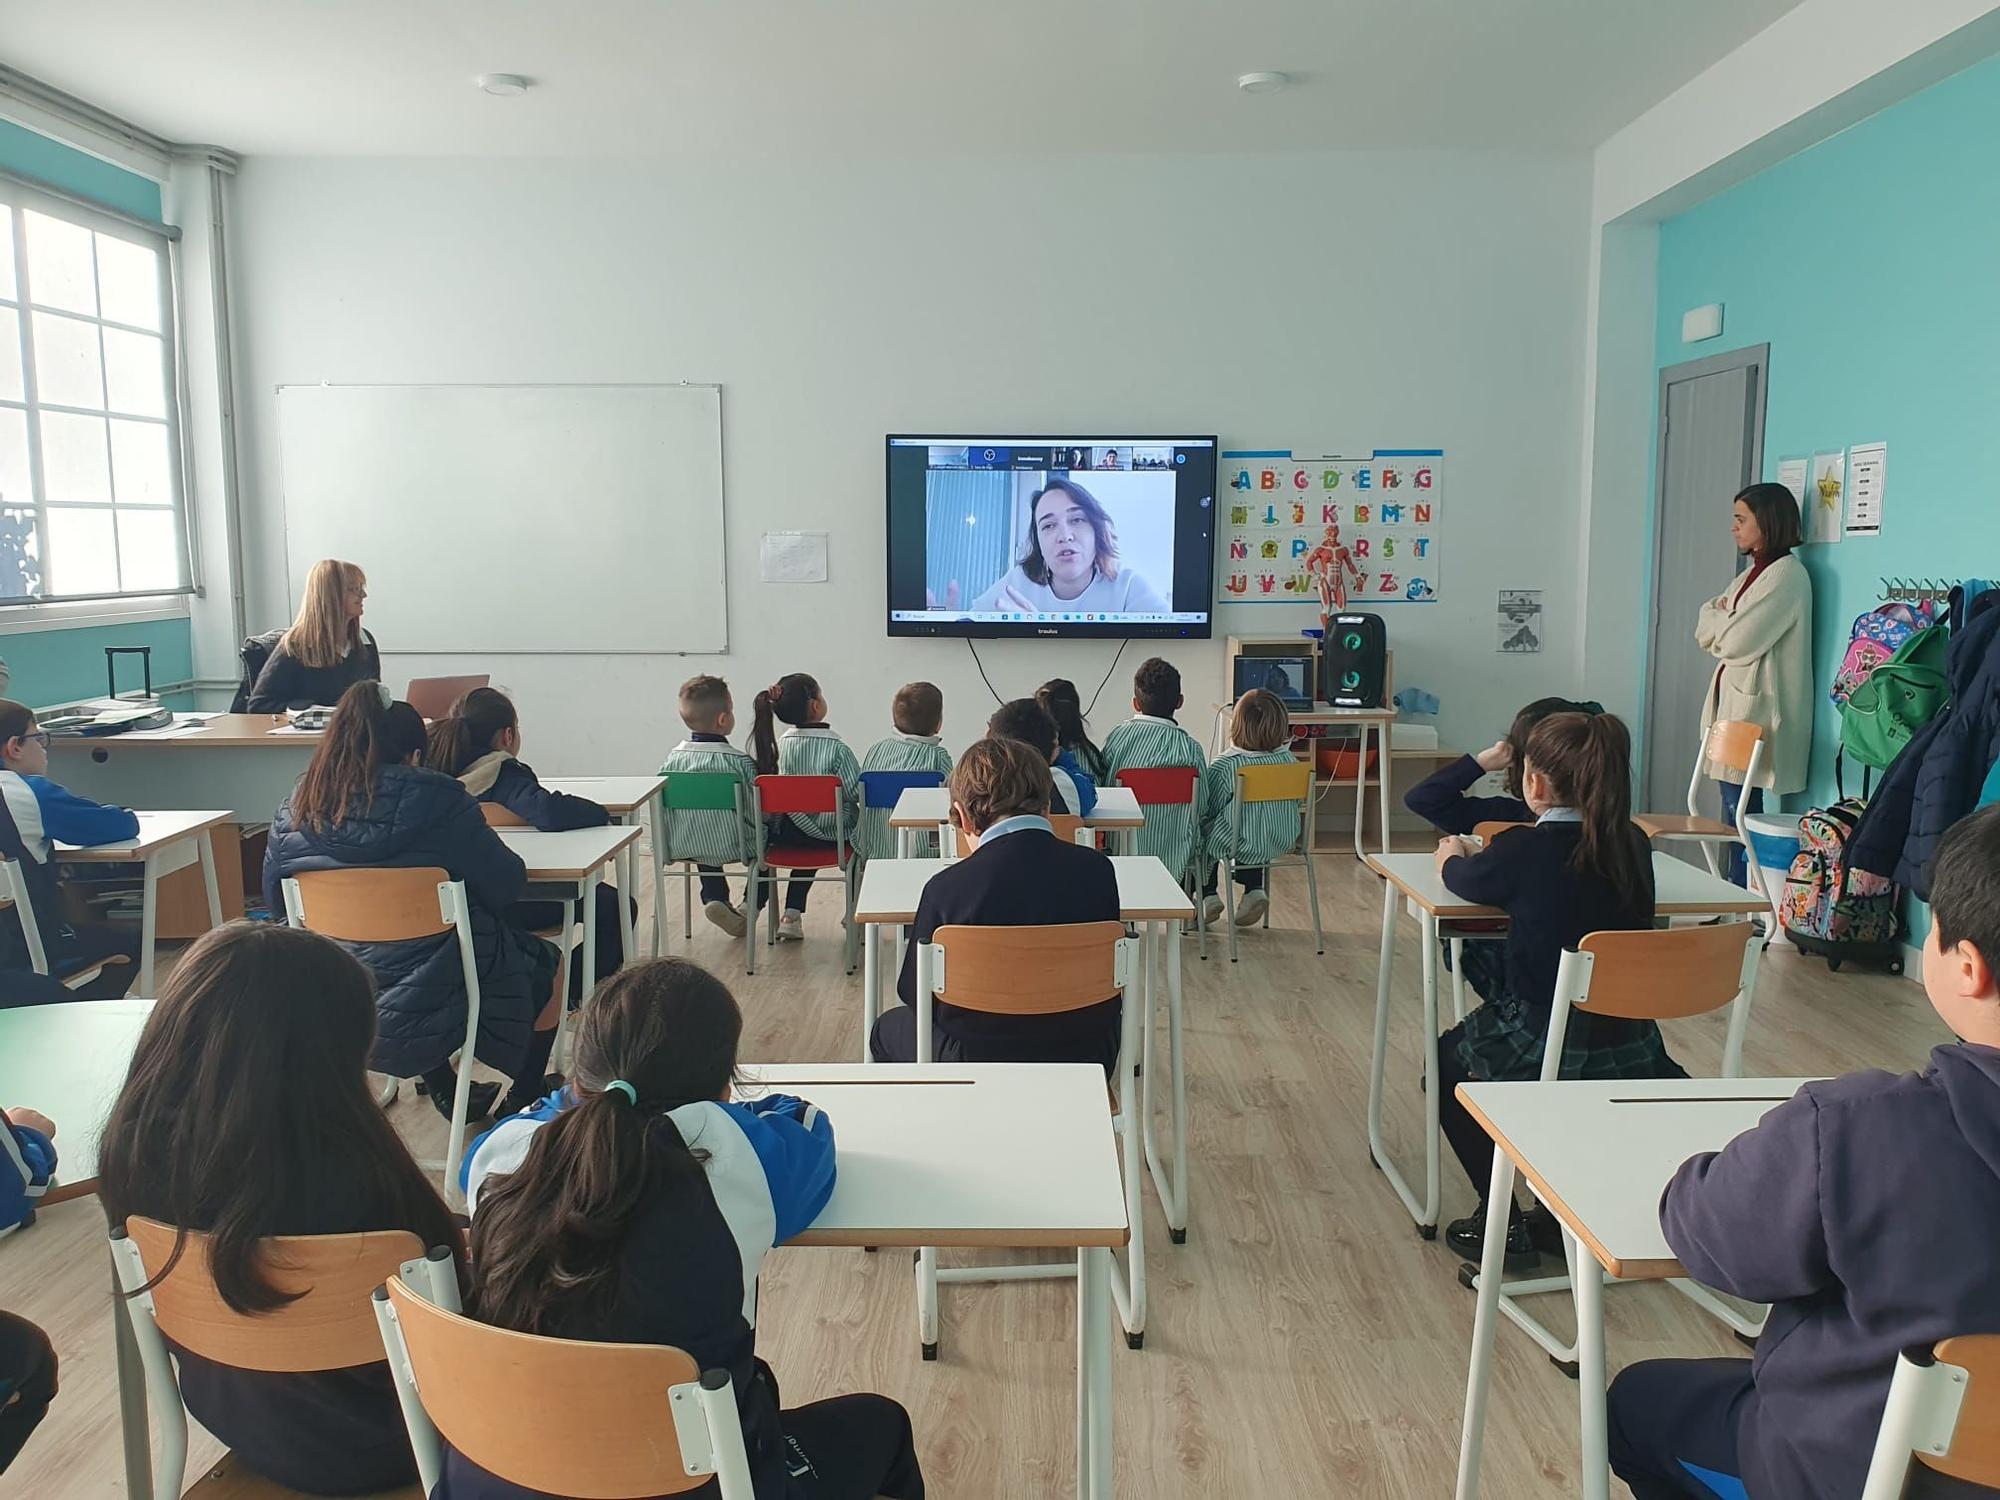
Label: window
xmin=0 ymin=177 xmax=189 ymax=605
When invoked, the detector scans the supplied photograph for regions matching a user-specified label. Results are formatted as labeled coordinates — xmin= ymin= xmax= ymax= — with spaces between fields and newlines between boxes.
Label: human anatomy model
xmin=1303 ymin=522 xmax=1365 ymax=617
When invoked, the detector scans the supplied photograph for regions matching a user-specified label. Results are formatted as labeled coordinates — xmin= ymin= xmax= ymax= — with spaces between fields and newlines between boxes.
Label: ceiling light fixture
xmin=476 ymin=73 xmax=531 ymax=97
xmin=1237 ymin=71 xmax=1288 ymax=94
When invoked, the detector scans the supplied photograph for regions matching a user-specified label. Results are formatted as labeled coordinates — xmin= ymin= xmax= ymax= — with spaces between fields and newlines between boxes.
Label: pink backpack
xmin=1829 ymin=601 xmax=1939 ymax=706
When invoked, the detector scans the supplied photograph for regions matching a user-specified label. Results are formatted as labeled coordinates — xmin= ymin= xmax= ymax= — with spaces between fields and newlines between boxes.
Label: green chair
xmin=660 ymin=771 xmax=762 ymax=974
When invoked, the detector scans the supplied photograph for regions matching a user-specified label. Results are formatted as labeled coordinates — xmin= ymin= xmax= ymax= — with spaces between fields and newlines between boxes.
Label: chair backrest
xmin=662 ymin=771 xmax=744 ymax=812
xmin=926 ymin=921 xmax=1129 ymax=1014
xmin=858 ymin=768 xmax=944 ymax=809
xmin=479 ymin=801 xmax=528 ymax=828
xmin=1472 ymin=820 xmax=1532 ymax=843
xmin=120 ymin=1217 xmax=422 ymax=1372
xmin=952 ymin=814 xmax=1093 ymax=857
xmin=283 ymin=867 xmax=455 ymax=942
xmin=405 ymin=674 xmax=491 ymax=721
xmin=0 ymin=856 xmax=48 ymax=972
xmin=231 ymin=628 xmax=285 ymax=712
xmin=1116 ymin=765 xmax=1199 ymax=807
xmin=1862 ymin=1335 xmax=2000 ymax=1498
xmin=755 ymin=773 xmax=840 ymax=817
xmin=380 ymin=1275 xmax=725 ymax=1498
xmin=1702 ymin=718 xmax=1764 ymax=776
xmin=1236 ymin=761 xmax=1312 ymax=804
xmin=1543 ymin=923 xmax=1763 ymax=1081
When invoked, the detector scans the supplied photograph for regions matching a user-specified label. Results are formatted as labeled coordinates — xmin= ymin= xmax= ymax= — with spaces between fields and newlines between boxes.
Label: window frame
xmin=0 ymin=167 xmax=196 ymax=612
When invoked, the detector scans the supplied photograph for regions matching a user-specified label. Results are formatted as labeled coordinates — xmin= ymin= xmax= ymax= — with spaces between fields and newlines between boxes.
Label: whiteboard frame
xmin=274 ymin=381 xmax=727 ymax=656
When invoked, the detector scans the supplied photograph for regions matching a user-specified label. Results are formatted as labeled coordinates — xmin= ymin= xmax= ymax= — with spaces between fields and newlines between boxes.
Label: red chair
xmin=1114 ymin=765 xmax=1202 ymax=888
xmin=752 ymin=774 xmax=859 ymax=973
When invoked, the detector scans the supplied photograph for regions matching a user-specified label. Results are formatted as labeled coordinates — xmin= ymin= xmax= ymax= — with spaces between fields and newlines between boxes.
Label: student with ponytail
xmin=455 ymin=960 xmax=925 ymax=1500
xmin=1036 ymin=677 xmax=1108 ymax=782
xmin=1430 ymin=711 xmax=1677 ymax=1269
xmin=424 ymin=686 xmax=632 ymax=989
xmin=264 ymin=682 xmax=564 ymax=1123
xmin=750 ymin=672 xmax=859 ymax=942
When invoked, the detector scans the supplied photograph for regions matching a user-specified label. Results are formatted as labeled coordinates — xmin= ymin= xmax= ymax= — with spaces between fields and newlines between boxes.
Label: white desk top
xmin=1366 ymin=849 xmax=1769 ymax=918
xmin=746 ymin=1063 xmax=1128 ymax=1248
xmin=543 ymin=775 xmax=667 ymax=814
xmin=854 ymin=853 xmax=1195 ymax=925
xmin=55 ymin=808 xmax=234 ymax=861
xmin=0 ymin=998 xmax=154 ymax=1201
xmin=495 ymin=823 xmax=643 ymax=881
xmin=888 ymin=784 xmax=1144 ymax=829
xmin=1458 ymin=1077 xmax=1814 ymax=1279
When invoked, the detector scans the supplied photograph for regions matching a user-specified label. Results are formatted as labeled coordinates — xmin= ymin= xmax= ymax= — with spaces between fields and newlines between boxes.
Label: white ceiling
xmin=0 ymin=0 xmax=1808 ymax=158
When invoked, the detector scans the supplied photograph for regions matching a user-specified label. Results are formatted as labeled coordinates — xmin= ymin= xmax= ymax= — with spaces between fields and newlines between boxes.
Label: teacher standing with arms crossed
xmin=247 ymin=558 xmax=382 ymax=712
xmin=1696 ymin=482 xmax=1812 ymax=883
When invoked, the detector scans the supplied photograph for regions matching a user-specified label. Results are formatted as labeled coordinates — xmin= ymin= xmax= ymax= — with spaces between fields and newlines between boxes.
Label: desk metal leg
xmin=1366 ymin=882 xmax=1440 ymax=1232
xmin=113 ymin=1242 xmax=153 ymax=1500
xmin=1078 ymin=1245 xmax=1113 ymax=1498
xmin=861 ymin=922 xmax=879 ymax=1063
xmin=1574 ymin=1229 xmax=1612 ymax=1500
xmin=1455 ymin=1151 xmax=1518 ymax=1499
xmin=1142 ymin=917 xmax=1189 ymax=1240
xmin=616 ymin=853 xmax=637 ymax=973
xmin=138 ymin=851 xmax=160 ymax=996
xmin=1377 ymin=719 xmax=1394 ymax=855
xmin=197 ymin=831 xmax=223 ymax=930
xmin=645 ymin=803 xmax=667 ymax=958
xmin=581 ymin=872 xmax=600 ymax=1006
xmin=1351 ymin=721 xmax=1370 ymax=860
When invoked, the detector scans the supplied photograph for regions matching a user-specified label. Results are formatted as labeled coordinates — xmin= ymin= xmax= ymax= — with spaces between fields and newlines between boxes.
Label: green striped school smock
xmin=1102 ymin=715 xmax=1207 ymax=884
xmin=856 ymin=733 xmax=954 ymax=861
xmin=1199 ymin=747 xmax=1306 ymax=867
xmin=776 ymin=726 xmax=861 ymax=845
xmin=656 ymin=739 xmax=761 ymax=867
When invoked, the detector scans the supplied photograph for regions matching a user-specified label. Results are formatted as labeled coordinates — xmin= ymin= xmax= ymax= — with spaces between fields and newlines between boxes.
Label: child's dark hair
xmin=988 ymin=698 xmax=1058 ymax=761
xmin=291 ymin=682 xmax=428 ymax=833
xmin=423 ymin=686 xmax=517 ymax=776
xmin=468 ymin=959 xmax=742 ymax=1336
xmin=1132 ymin=658 xmax=1182 ymax=718
xmin=0 ymin=699 xmax=34 ymax=749
xmin=750 ymin=672 xmax=820 ymax=776
xmin=893 ymin=681 xmax=943 ymax=737
xmin=1930 ymin=804 xmax=2000 ymax=974
xmin=1522 ymin=712 xmax=1646 ymax=903
xmin=1230 ymin=689 xmax=1291 ymax=753
xmin=1036 ymin=678 xmax=1105 ymax=779
xmin=1503 ymin=696 xmax=1603 ymax=799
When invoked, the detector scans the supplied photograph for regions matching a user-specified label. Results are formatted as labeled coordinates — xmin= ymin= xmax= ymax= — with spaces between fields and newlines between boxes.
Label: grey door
xmin=1646 ymin=346 xmax=1768 ymax=817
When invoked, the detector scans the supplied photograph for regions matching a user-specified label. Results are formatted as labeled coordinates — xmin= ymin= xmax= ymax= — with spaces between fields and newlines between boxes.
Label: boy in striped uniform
xmin=1198 ymin=689 xmax=1303 ymax=928
xmin=857 ymin=682 xmax=954 ymax=861
xmin=658 ymin=674 xmax=761 ymax=938
xmin=1101 ymin=657 xmax=1207 ymax=888
xmin=752 ymin=673 xmax=861 ymax=942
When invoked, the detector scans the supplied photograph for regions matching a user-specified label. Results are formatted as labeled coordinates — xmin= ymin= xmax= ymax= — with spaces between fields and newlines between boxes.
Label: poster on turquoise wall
xmin=1218 ymin=448 xmax=1443 ymax=605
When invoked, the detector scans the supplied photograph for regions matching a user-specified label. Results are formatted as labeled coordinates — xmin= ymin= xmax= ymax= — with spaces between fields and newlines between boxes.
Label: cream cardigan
xmin=1696 ymin=552 xmax=1815 ymax=793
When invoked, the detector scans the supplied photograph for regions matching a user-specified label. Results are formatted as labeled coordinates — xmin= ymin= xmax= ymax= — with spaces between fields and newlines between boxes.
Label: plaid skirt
xmin=1452 ymin=986 xmax=1684 ymax=1084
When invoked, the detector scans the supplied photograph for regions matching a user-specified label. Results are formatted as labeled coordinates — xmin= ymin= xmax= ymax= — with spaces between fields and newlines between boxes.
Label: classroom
xmin=2 ymin=3 xmax=1999 ymax=1496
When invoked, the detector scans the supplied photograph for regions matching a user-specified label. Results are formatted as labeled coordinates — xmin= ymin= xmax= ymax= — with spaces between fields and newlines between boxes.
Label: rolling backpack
xmin=1780 ymin=798 xmax=1902 ymax=972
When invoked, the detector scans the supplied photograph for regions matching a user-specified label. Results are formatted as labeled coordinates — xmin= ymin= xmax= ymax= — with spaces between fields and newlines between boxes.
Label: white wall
xmin=227 ymin=151 xmax=1590 ymax=774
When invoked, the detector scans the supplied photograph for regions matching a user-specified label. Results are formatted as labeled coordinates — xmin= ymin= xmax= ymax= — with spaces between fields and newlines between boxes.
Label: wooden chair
xmin=910 ymin=922 xmax=1148 ymax=1350
xmin=1862 ymin=1335 xmax=2000 ymax=1498
xmin=1467 ymin=922 xmax=1767 ymax=1374
xmin=950 ymin=812 xmax=1096 ymax=857
xmin=0 ymin=855 xmax=132 ymax=993
xmin=751 ymin=774 xmax=859 ymax=974
xmin=109 ymin=1217 xmax=427 ymax=1500
xmin=372 ymin=1268 xmax=756 ymax=1498
xmin=283 ymin=869 xmax=482 ymax=1204
xmin=1635 ymin=718 xmax=1767 ymax=881
xmin=1205 ymin=760 xmax=1321 ymax=963
xmin=657 ymin=770 xmax=761 ymax=972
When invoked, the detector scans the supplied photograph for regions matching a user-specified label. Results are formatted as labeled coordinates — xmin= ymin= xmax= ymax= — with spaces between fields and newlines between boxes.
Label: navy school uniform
xmin=0 ymin=769 xmax=141 ymax=1001
xmin=871 ymin=817 xmax=1123 ymax=1072
xmin=1402 ymin=754 xmax=1531 ymax=1006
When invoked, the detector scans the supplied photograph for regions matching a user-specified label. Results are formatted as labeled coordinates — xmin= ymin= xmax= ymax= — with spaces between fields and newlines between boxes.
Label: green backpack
xmin=1839 ymin=623 xmax=1950 ymax=771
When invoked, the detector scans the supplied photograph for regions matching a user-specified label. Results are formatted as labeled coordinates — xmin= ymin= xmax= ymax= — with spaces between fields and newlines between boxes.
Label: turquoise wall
xmin=1655 ymin=49 xmax=2000 ymax=938
xmin=0 ymin=118 xmax=192 ymax=705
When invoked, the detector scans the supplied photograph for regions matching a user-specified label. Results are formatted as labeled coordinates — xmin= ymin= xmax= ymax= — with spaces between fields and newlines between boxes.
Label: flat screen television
xmin=885 ymin=435 xmax=1217 ymax=639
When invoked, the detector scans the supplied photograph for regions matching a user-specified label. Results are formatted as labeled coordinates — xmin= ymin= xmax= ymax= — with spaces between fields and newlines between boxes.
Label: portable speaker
xmin=1322 ymin=613 xmax=1387 ymax=708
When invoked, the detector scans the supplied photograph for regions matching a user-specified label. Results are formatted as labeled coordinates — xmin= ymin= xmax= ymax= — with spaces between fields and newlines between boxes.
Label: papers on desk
xmin=115 ymin=717 xmax=213 ymax=740
xmin=266 ymin=723 xmax=320 ymax=736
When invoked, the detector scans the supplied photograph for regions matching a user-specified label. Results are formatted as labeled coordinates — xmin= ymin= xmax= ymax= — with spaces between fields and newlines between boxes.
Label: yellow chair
xmin=1204 ymin=760 xmax=1321 ymax=962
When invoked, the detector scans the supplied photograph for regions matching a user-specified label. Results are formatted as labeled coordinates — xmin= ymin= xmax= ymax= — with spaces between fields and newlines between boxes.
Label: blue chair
xmin=858 ymin=769 xmax=946 ymax=862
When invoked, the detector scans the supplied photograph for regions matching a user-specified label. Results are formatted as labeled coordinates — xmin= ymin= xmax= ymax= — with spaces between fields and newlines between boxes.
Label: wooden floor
xmin=4 ymin=852 xmax=1948 ymax=1498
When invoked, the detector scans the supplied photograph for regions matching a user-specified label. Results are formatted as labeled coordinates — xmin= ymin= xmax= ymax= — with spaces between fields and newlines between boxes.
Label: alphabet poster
xmin=1219 ymin=449 xmax=1443 ymax=604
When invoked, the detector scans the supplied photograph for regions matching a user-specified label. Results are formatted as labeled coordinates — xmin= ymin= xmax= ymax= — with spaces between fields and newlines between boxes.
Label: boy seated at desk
xmin=1608 ymin=801 xmax=2000 ymax=1500
xmin=868 ymin=736 xmax=1122 ymax=1072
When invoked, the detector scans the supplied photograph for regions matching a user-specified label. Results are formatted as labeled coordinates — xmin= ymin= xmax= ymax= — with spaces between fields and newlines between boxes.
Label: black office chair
xmin=229 ymin=628 xmax=285 ymax=712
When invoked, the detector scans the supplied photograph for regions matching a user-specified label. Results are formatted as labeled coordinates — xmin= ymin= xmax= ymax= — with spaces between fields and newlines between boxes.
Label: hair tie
xmin=603 ymin=1080 xmax=638 ymax=1107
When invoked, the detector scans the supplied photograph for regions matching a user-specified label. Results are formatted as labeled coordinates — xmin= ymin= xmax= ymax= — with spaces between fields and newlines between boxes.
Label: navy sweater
xmin=456 ymin=753 xmax=610 ymax=832
xmin=1662 ymin=1044 xmax=2000 ymax=1500
xmin=1403 ymin=754 xmax=1531 ymax=836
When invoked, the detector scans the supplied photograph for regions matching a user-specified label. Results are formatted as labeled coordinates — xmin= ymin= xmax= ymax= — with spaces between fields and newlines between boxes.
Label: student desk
xmin=0 ymin=999 xmax=158 ymax=1499
xmin=749 ymin=1061 xmax=1128 ymax=1498
xmin=495 ymin=824 xmax=643 ymax=999
xmin=55 ymin=809 xmax=232 ymax=995
xmin=48 ymin=714 xmax=323 ymax=821
xmin=543 ymin=774 xmax=667 ymax=957
xmin=1363 ymin=851 xmax=1768 ymax=1236
xmin=1453 ymin=1077 xmax=1813 ymax=1500
xmin=887 ymin=784 xmax=1146 ymax=855
xmin=851 ymin=854 xmax=1197 ymax=1249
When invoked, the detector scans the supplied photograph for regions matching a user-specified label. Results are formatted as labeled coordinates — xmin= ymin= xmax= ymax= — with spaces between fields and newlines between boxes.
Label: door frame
xmin=1643 ymin=342 xmax=1770 ymax=797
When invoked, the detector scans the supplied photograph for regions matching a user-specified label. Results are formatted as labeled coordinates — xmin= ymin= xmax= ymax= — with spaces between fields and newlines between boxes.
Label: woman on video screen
xmin=954 ymin=478 xmax=1170 ymax=616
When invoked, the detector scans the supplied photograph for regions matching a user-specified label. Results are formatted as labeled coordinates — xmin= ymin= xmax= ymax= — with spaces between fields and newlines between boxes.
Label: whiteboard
xmin=277 ymin=383 xmax=725 ymax=653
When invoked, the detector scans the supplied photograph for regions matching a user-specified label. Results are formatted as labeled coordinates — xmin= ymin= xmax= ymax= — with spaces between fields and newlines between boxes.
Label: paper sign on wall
xmin=1218 ymin=448 xmax=1443 ymax=604
xmin=1497 ymin=590 xmax=1542 ymax=653
xmin=1775 ymin=456 xmax=1809 ymax=508
xmin=1806 ymin=451 xmax=1846 ymax=546
xmin=1846 ymin=443 xmax=1886 ymax=537
xmin=760 ymin=530 xmax=828 ymax=584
